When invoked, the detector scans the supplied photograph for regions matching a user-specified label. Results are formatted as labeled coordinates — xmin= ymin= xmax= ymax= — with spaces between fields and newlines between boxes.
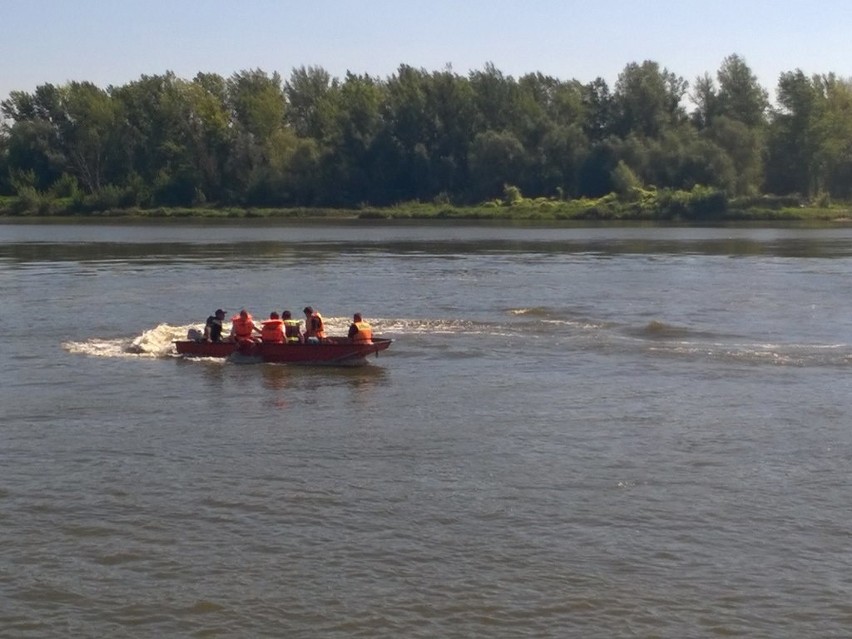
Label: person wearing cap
xmin=303 ymin=306 xmax=326 ymax=342
xmin=203 ymin=309 xmax=226 ymax=342
xmin=348 ymin=313 xmax=373 ymax=344
xmin=260 ymin=311 xmax=285 ymax=343
xmin=282 ymin=310 xmax=302 ymax=343
xmin=230 ymin=309 xmax=261 ymax=343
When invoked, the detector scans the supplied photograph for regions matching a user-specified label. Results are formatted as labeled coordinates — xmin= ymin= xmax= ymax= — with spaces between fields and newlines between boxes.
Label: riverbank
xmin=1 ymin=190 xmax=850 ymax=223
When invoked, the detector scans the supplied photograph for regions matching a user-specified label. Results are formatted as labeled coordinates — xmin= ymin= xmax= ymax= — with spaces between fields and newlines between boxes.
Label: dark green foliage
xmin=1 ymin=56 xmax=852 ymax=215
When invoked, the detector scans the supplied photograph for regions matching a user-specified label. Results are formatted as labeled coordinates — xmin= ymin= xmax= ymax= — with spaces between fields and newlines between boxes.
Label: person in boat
xmin=303 ymin=306 xmax=326 ymax=343
xmin=260 ymin=311 xmax=285 ymax=343
xmin=230 ymin=309 xmax=260 ymax=343
xmin=282 ymin=310 xmax=302 ymax=344
xmin=348 ymin=313 xmax=373 ymax=344
xmin=203 ymin=308 xmax=226 ymax=342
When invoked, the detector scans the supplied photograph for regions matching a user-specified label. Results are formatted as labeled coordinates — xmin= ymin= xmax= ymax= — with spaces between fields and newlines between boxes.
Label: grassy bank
xmin=1 ymin=188 xmax=850 ymax=223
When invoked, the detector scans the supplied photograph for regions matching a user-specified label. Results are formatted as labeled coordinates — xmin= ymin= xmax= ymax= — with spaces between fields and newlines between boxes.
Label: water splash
xmin=62 ymin=314 xmax=852 ymax=368
xmin=64 ymin=323 xmax=190 ymax=359
xmin=507 ymin=307 xmax=552 ymax=317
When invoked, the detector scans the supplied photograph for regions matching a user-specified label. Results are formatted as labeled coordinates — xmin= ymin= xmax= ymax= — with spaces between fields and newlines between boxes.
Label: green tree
xmin=0 ymin=133 xmax=10 ymax=195
xmin=61 ymin=81 xmax=119 ymax=193
xmin=511 ymin=73 xmax=560 ymax=195
xmin=766 ymin=69 xmax=820 ymax=196
xmin=285 ymin=65 xmax=339 ymax=142
xmin=812 ymin=75 xmax=852 ymax=198
xmin=228 ymin=69 xmax=286 ymax=140
xmin=539 ymin=123 xmax=589 ymax=198
xmin=469 ymin=62 xmax=520 ymax=133
xmin=380 ymin=65 xmax=434 ymax=201
xmin=222 ymin=69 xmax=288 ymax=204
xmin=176 ymin=73 xmax=233 ymax=203
xmin=327 ymin=72 xmax=386 ymax=205
xmin=612 ymin=61 xmax=687 ymax=138
xmin=421 ymin=67 xmax=477 ymax=199
xmin=579 ymin=138 xmax=620 ymax=197
xmin=111 ymin=72 xmax=197 ymax=202
xmin=704 ymin=115 xmax=763 ymax=195
xmin=715 ymin=54 xmax=769 ymax=128
xmin=1 ymin=85 xmax=67 ymax=190
xmin=638 ymin=126 xmax=736 ymax=193
xmin=690 ymin=72 xmax=720 ymax=129
xmin=468 ymin=129 xmax=528 ymax=200
xmin=581 ymin=78 xmax=614 ymax=141
xmin=611 ymin=159 xmax=642 ymax=199
xmin=685 ymin=56 xmax=768 ymax=195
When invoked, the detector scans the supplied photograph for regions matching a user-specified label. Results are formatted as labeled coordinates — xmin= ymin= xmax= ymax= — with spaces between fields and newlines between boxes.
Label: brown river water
xmin=2 ymin=221 xmax=852 ymax=638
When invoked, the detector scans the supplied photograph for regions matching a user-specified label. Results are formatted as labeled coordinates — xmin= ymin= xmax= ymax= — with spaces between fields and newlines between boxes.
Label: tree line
xmin=1 ymin=55 xmax=851 ymax=211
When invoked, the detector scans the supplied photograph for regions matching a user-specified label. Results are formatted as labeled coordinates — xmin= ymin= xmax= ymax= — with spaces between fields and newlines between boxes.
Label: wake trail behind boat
xmin=63 ymin=323 xmax=188 ymax=359
xmin=62 ymin=313 xmax=852 ymax=368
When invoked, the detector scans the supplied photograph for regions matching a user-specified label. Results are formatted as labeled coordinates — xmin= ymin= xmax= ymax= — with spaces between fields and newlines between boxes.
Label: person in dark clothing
xmin=203 ymin=309 xmax=226 ymax=342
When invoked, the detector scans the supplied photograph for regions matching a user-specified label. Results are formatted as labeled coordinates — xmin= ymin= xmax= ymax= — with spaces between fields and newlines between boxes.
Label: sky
xmin=2 ymin=0 xmax=851 ymax=104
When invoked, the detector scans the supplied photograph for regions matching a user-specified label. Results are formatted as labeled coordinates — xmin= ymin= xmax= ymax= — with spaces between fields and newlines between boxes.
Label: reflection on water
xmin=5 ymin=222 xmax=852 ymax=266
xmin=184 ymin=357 xmax=228 ymax=386
xmin=4 ymin=222 xmax=852 ymax=637
xmin=259 ymin=362 xmax=389 ymax=395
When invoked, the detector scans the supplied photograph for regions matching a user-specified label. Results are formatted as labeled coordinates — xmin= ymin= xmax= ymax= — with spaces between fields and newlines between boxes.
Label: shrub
xmin=656 ymin=188 xmax=689 ymax=219
xmin=686 ymin=186 xmax=728 ymax=218
xmin=49 ymin=174 xmax=81 ymax=199
xmin=730 ymin=194 xmax=801 ymax=210
xmin=433 ymin=191 xmax=451 ymax=206
xmin=815 ymin=192 xmax=832 ymax=208
xmin=86 ymin=185 xmax=124 ymax=211
xmin=611 ymin=161 xmax=642 ymax=201
xmin=123 ymin=173 xmax=153 ymax=207
xmin=503 ymin=184 xmax=523 ymax=205
xmin=10 ymin=169 xmax=37 ymax=194
xmin=12 ymin=187 xmax=43 ymax=214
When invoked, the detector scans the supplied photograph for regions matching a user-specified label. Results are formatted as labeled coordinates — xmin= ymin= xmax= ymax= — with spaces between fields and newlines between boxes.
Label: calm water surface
xmin=2 ymin=221 xmax=852 ymax=638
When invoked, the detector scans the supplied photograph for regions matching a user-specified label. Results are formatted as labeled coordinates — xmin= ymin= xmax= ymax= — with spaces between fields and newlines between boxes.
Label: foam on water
xmin=64 ymin=323 xmax=191 ymax=359
xmin=62 ymin=313 xmax=852 ymax=368
xmin=644 ymin=337 xmax=852 ymax=367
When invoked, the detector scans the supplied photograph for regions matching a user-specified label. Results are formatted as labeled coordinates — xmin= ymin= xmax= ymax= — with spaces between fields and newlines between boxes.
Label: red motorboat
xmin=174 ymin=337 xmax=392 ymax=364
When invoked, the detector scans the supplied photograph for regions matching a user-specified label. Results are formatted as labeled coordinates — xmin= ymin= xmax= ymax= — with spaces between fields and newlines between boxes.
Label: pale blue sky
xmin=2 ymin=0 xmax=850 ymax=103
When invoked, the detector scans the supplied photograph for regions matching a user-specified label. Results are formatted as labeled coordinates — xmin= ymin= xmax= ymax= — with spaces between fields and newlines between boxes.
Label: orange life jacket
xmin=232 ymin=314 xmax=255 ymax=340
xmin=351 ymin=320 xmax=373 ymax=343
xmin=305 ymin=311 xmax=325 ymax=339
xmin=260 ymin=319 xmax=284 ymax=343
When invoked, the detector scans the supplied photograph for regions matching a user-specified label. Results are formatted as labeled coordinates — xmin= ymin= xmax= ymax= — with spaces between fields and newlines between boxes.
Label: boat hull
xmin=174 ymin=337 xmax=392 ymax=364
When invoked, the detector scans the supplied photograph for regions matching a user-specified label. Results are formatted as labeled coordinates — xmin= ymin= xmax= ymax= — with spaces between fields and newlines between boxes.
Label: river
xmin=2 ymin=220 xmax=852 ymax=638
